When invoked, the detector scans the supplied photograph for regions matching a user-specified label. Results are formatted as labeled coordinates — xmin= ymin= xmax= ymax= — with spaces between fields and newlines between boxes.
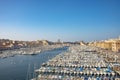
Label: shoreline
xmin=0 ymin=45 xmax=67 ymax=59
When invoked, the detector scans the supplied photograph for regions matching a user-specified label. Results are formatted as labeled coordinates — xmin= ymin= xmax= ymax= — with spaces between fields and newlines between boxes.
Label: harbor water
xmin=0 ymin=47 xmax=68 ymax=80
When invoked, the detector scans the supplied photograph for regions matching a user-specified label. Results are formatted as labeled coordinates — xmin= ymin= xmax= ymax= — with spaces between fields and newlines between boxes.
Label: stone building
xmin=88 ymin=37 xmax=120 ymax=52
xmin=112 ymin=40 xmax=120 ymax=52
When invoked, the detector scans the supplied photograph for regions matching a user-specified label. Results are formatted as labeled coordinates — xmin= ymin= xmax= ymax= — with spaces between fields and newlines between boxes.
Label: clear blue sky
xmin=0 ymin=0 xmax=120 ymax=42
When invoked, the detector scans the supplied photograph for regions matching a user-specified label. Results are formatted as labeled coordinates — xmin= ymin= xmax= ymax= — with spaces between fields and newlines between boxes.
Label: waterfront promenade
xmin=32 ymin=45 xmax=120 ymax=80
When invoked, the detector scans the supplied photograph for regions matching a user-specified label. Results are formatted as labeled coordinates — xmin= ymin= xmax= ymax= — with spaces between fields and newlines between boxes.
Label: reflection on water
xmin=0 ymin=47 xmax=68 ymax=80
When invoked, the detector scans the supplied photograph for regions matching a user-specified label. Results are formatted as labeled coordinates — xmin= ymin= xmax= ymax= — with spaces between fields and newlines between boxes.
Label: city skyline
xmin=0 ymin=0 xmax=120 ymax=42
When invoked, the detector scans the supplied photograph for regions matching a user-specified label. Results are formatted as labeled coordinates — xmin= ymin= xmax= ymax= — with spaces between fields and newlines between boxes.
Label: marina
xmin=0 ymin=0 xmax=120 ymax=80
xmin=33 ymin=46 xmax=120 ymax=80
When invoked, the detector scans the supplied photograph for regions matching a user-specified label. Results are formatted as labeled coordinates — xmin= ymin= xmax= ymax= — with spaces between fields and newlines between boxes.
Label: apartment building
xmin=89 ymin=37 xmax=120 ymax=52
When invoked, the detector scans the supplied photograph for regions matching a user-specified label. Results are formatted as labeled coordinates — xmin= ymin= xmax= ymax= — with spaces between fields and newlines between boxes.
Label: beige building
xmin=80 ymin=41 xmax=86 ymax=45
xmin=42 ymin=40 xmax=49 ymax=45
xmin=89 ymin=38 xmax=120 ymax=52
xmin=112 ymin=40 xmax=120 ymax=52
